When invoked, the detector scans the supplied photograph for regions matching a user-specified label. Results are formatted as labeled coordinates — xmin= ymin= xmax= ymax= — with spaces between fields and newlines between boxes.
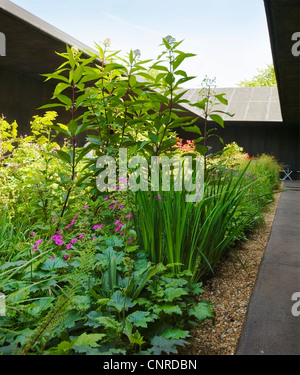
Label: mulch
xmin=179 ymin=187 xmax=282 ymax=355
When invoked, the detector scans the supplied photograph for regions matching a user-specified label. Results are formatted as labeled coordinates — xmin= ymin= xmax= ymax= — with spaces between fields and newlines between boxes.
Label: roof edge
xmin=0 ymin=0 xmax=96 ymax=55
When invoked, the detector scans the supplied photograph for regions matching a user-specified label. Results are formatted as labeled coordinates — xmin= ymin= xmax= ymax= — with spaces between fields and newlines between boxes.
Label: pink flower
xmin=51 ymin=234 xmax=63 ymax=243
xmin=125 ymin=214 xmax=132 ymax=219
xmin=66 ymin=243 xmax=72 ymax=250
xmin=63 ymin=255 xmax=69 ymax=260
xmin=78 ymin=234 xmax=84 ymax=239
xmin=83 ymin=205 xmax=89 ymax=210
xmin=51 ymin=217 xmax=57 ymax=223
xmin=127 ymin=237 xmax=133 ymax=244
xmin=30 ymin=232 xmax=36 ymax=238
xmin=158 ymin=194 xmax=162 ymax=201
xmin=33 ymin=239 xmax=43 ymax=249
xmin=56 ymin=239 xmax=64 ymax=246
xmin=93 ymin=236 xmax=96 ymax=241
xmin=103 ymin=196 xmax=109 ymax=201
xmin=119 ymin=231 xmax=124 ymax=236
xmin=118 ymin=205 xmax=124 ymax=210
xmin=65 ymin=224 xmax=71 ymax=230
xmin=93 ymin=224 xmax=104 ymax=230
xmin=115 ymin=219 xmax=121 ymax=225
xmin=115 ymin=223 xmax=124 ymax=232
xmin=71 ymin=219 xmax=75 ymax=225
xmin=34 ymin=250 xmax=39 ymax=253
xmin=56 ymin=229 xmax=62 ymax=234
xmin=109 ymin=205 xmax=115 ymax=210
xmin=71 ymin=238 xmax=77 ymax=244
xmin=115 ymin=185 xmax=120 ymax=190
xmin=118 ymin=177 xmax=128 ymax=183
xmin=73 ymin=214 xmax=79 ymax=219
xmin=50 ymin=256 xmax=55 ymax=259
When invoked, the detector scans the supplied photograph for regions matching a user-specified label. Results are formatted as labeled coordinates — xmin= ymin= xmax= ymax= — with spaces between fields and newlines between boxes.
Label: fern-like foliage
xmin=18 ymin=245 xmax=95 ymax=355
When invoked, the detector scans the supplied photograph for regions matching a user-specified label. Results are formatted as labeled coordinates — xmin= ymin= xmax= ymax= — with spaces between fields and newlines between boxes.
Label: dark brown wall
xmin=1 ymin=67 xmax=54 ymax=134
xmin=179 ymin=120 xmax=300 ymax=176
xmin=0 ymin=67 xmax=85 ymax=144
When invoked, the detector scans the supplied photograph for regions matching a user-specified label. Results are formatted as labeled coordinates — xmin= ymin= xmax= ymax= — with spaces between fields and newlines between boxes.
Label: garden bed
xmin=180 ymin=186 xmax=282 ymax=355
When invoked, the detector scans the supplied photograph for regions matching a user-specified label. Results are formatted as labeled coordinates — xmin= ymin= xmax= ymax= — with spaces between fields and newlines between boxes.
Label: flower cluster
xmin=29 ymin=194 xmax=135 ymax=262
xmin=173 ymin=138 xmax=196 ymax=153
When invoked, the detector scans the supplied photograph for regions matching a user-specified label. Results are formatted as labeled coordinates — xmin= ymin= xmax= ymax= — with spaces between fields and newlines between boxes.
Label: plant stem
xmin=59 ymin=83 xmax=76 ymax=221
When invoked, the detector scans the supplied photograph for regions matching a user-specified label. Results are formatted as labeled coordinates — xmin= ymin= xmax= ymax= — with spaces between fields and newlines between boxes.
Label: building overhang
xmin=263 ymin=0 xmax=300 ymax=127
xmin=0 ymin=0 xmax=95 ymax=81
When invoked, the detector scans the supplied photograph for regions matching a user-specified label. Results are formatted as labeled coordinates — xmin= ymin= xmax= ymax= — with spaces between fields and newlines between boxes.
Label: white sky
xmin=11 ymin=0 xmax=274 ymax=88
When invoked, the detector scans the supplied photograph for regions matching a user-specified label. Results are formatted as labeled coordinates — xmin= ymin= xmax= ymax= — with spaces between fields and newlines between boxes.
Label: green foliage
xmin=0 ymin=226 xmax=214 ymax=355
xmin=237 ymin=64 xmax=277 ymax=87
xmin=134 ymin=162 xmax=265 ymax=281
xmin=187 ymin=76 xmax=234 ymax=160
xmin=0 ymin=36 xmax=281 ymax=356
xmin=0 ymin=115 xmax=18 ymax=156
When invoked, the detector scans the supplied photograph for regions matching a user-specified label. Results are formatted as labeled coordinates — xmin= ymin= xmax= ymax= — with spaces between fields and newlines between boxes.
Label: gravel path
xmin=180 ymin=188 xmax=282 ymax=355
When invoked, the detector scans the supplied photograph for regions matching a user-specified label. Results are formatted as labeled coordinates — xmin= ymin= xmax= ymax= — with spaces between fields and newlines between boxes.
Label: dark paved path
xmin=236 ymin=181 xmax=300 ymax=355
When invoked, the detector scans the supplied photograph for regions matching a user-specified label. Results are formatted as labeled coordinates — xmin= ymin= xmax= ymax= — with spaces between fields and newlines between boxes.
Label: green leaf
xmin=188 ymin=301 xmax=215 ymax=322
xmin=182 ymin=125 xmax=202 ymax=135
xmin=132 ymin=263 xmax=164 ymax=300
xmin=150 ymin=64 xmax=169 ymax=72
xmin=191 ymin=98 xmax=207 ymax=110
xmin=209 ymin=114 xmax=224 ymax=128
xmin=126 ymin=311 xmax=157 ymax=328
xmin=164 ymin=287 xmax=187 ymax=302
xmin=214 ymin=93 xmax=228 ymax=105
xmin=54 ymin=82 xmax=70 ymax=96
xmin=148 ymin=132 xmax=158 ymax=144
xmin=189 ymin=282 xmax=205 ymax=295
xmin=47 ymin=340 xmax=73 ymax=355
xmin=86 ymin=136 xmax=102 ymax=146
xmin=55 ymin=150 xmax=71 ymax=164
xmin=108 ymin=291 xmax=136 ymax=312
xmin=195 ymin=144 xmax=207 ymax=155
xmin=162 ymin=329 xmax=190 ymax=340
xmin=72 ymin=332 xmax=105 ymax=347
xmin=67 ymin=119 xmax=77 ymax=135
xmin=14 ymin=328 xmax=34 ymax=346
xmin=137 ymin=72 xmax=155 ymax=81
xmin=37 ymin=103 xmax=68 ymax=110
xmin=73 ymin=65 xmax=84 ymax=84
xmin=150 ymin=336 xmax=186 ymax=355
xmin=26 ymin=297 xmax=54 ymax=316
xmin=67 ymin=45 xmax=76 ymax=69
xmin=55 ymin=94 xmax=72 ymax=107
xmin=41 ymin=72 xmax=69 ymax=83
xmin=165 ymin=72 xmax=175 ymax=86
xmin=95 ymin=316 xmax=122 ymax=331
xmin=41 ymin=257 xmax=69 ymax=271
xmin=72 ymin=295 xmax=91 ymax=311
xmin=124 ymin=320 xmax=145 ymax=346
xmin=172 ymin=55 xmax=185 ymax=71
xmin=76 ymin=145 xmax=93 ymax=164
xmin=153 ymin=304 xmax=182 ymax=315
